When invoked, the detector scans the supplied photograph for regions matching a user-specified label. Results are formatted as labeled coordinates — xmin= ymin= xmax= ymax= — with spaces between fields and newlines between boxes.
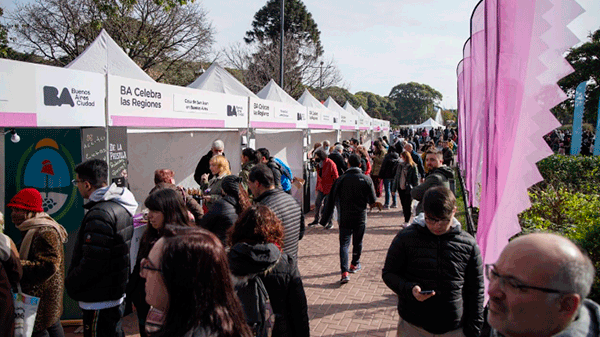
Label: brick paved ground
xmin=65 ymin=197 xmax=409 ymax=337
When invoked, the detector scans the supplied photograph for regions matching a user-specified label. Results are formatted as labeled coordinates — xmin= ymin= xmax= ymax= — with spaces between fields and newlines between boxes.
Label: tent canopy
xmin=66 ymin=29 xmax=155 ymax=82
xmin=258 ymin=79 xmax=303 ymax=107
xmin=188 ymin=63 xmax=258 ymax=98
xmin=416 ymin=118 xmax=445 ymax=130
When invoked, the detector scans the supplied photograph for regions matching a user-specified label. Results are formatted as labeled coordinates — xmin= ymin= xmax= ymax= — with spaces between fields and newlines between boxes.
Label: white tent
xmin=434 ymin=109 xmax=444 ymax=126
xmin=324 ymin=97 xmax=356 ymax=142
xmin=188 ymin=63 xmax=258 ymax=98
xmin=66 ymin=29 xmax=155 ymax=82
xmin=255 ymin=80 xmax=305 ymax=202
xmin=297 ymin=89 xmax=337 ymax=148
xmin=417 ymin=118 xmax=445 ymax=130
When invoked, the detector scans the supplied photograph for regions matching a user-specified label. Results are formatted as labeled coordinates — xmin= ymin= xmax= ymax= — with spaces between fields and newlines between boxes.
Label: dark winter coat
xmin=266 ymin=158 xmax=283 ymax=190
xmin=199 ymin=195 xmax=238 ymax=245
xmin=328 ymin=151 xmax=347 ymax=176
xmin=392 ymin=162 xmax=419 ymax=193
xmin=229 ymin=243 xmax=310 ymax=337
xmin=320 ymin=167 xmax=376 ymax=228
xmin=379 ymin=152 xmax=400 ymax=179
xmin=254 ymin=189 xmax=303 ymax=260
xmin=151 ymin=182 xmax=204 ymax=226
xmin=411 ymin=165 xmax=455 ymax=214
xmin=194 ymin=150 xmax=230 ymax=185
xmin=66 ymin=199 xmax=134 ymax=302
xmin=410 ymin=150 xmax=426 ymax=178
xmin=382 ymin=215 xmax=484 ymax=337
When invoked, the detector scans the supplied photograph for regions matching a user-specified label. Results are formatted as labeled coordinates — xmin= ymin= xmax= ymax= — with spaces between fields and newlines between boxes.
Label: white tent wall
xmin=341 ymin=131 xmax=357 ymax=142
xmin=127 ymin=129 xmax=241 ymax=212
xmin=310 ymin=130 xmax=337 ymax=150
xmin=254 ymin=129 xmax=304 ymax=204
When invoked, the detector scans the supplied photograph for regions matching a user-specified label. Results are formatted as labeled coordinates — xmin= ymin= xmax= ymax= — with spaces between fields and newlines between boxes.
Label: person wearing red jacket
xmin=309 ymin=149 xmax=339 ymax=229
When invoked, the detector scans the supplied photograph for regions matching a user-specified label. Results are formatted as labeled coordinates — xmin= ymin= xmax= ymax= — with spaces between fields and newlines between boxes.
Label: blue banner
xmin=594 ymin=99 xmax=600 ymax=156
xmin=570 ymin=81 xmax=587 ymax=155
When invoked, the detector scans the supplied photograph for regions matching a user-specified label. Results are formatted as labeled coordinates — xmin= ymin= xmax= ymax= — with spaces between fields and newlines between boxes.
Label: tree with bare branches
xmin=8 ymin=0 xmax=214 ymax=82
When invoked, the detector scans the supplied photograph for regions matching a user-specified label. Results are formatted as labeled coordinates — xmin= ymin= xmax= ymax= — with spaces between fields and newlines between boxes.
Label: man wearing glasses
xmin=65 ymin=159 xmax=138 ymax=337
xmin=484 ymin=233 xmax=599 ymax=337
xmin=382 ymin=186 xmax=484 ymax=336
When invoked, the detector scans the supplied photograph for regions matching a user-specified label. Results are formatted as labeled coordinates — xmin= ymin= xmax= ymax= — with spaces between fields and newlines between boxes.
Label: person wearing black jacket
xmin=193 ymin=140 xmax=227 ymax=185
xmin=229 ymin=205 xmax=310 ymax=337
xmin=328 ymin=144 xmax=348 ymax=176
xmin=379 ymin=146 xmax=400 ymax=208
xmin=320 ymin=154 xmax=376 ymax=284
xmin=200 ymin=175 xmax=250 ymax=245
xmin=382 ymin=186 xmax=484 ymax=337
xmin=66 ymin=159 xmax=138 ymax=337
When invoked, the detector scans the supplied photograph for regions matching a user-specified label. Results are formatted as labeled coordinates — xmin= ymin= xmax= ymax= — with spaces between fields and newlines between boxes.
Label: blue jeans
xmin=339 ymin=225 xmax=366 ymax=273
xmin=383 ymin=179 xmax=396 ymax=206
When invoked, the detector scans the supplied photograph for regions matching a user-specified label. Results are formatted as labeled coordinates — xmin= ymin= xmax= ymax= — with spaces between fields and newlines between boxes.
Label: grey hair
xmin=322 ymin=140 xmax=330 ymax=148
xmin=552 ymin=247 xmax=595 ymax=299
xmin=334 ymin=144 xmax=343 ymax=153
xmin=212 ymin=139 xmax=225 ymax=150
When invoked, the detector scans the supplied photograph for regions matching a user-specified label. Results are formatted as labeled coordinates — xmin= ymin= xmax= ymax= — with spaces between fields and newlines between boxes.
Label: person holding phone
xmin=382 ymin=186 xmax=484 ymax=337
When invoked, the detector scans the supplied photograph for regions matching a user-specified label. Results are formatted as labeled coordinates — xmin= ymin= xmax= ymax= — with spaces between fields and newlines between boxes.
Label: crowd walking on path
xmin=1 ymin=131 xmax=598 ymax=337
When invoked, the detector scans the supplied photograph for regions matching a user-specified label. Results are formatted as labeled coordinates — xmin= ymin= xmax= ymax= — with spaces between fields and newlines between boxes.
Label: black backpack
xmin=236 ymin=276 xmax=275 ymax=337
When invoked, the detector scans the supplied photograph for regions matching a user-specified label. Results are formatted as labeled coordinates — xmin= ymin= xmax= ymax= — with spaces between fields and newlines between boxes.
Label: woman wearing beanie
xmin=199 ymin=175 xmax=251 ymax=246
xmin=8 ymin=188 xmax=68 ymax=337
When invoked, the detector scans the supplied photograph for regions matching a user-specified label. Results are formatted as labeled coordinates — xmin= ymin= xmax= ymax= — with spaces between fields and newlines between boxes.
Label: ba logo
xmin=43 ymin=86 xmax=74 ymax=107
xmin=333 ymin=117 xmax=338 ymax=123
xmin=227 ymin=105 xmax=238 ymax=116
xmin=297 ymin=113 xmax=305 ymax=121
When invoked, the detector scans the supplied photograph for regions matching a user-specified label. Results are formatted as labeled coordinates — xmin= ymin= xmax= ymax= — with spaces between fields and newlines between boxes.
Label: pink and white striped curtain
xmin=456 ymin=0 xmax=587 ymax=292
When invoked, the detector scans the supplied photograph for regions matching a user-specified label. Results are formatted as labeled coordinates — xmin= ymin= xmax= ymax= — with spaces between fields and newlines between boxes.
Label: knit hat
xmin=221 ymin=175 xmax=241 ymax=198
xmin=8 ymin=188 xmax=44 ymax=213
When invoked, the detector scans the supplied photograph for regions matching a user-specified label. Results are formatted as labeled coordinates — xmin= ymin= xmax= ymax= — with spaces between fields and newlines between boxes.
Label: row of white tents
xmin=0 ymin=30 xmax=390 ymax=209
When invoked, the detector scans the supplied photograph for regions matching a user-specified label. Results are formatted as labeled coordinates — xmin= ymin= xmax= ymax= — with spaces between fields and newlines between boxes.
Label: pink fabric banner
xmin=457 ymin=0 xmax=586 ymax=300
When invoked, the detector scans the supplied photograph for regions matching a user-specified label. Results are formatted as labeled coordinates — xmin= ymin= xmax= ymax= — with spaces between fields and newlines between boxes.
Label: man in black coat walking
xmin=320 ymin=154 xmax=376 ymax=284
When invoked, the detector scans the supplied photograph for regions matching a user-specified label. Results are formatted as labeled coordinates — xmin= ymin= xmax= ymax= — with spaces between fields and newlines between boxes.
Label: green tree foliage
xmin=355 ymin=91 xmax=396 ymax=123
xmin=553 ymin=29 xmax=600 ymax=125
xmin=245 ymin=0 xmax=323 ymax=57
xmin=8 ymin=0 xmax=214 ymax=83
xmin=518 ymin=154 xmax=600 ymax=304
xmin=388 ymin=82 xmax=442 ymax=124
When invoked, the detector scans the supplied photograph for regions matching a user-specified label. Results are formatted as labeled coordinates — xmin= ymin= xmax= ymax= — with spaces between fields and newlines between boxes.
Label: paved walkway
xmin=65 ymin=197 xmax=408 ymax=337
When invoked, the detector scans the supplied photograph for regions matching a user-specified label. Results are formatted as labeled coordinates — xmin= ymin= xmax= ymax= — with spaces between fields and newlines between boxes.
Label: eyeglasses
xmin=141 ymin=258 xmax=162 ymax=274
xmin=485 ymin=264 xmax=566 ymax=294
xmin=424 ymin=216 xmax=452 ymax=226
xmin=71 ymin=179 xmax=84 ymax=185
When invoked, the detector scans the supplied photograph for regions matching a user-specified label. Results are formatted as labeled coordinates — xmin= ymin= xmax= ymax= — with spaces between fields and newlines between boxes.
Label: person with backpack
xmin=257 ymin=148 xmax=293 ymax=193
xmin=228 ymin=205 xmax=310 ymax=337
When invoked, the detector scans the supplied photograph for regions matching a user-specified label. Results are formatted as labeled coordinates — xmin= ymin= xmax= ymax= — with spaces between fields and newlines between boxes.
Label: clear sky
xmin=3 ymin=0 xmax=598 ymax=110
xmin=204 ymin=0 xmax=477 ymax=109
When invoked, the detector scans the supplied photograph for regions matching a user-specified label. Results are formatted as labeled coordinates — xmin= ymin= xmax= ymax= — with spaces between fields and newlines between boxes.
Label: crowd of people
xmin=0 ymin=131 xmax=598 ymax=337
xmin=544 ymin=128 xmax=597 ymax=155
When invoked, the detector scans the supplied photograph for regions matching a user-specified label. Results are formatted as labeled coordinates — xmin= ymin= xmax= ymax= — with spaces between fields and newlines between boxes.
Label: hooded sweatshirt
xmin=411 ymin=165 xmax=455 ymax=214
xmin=229 ymin=243 xmax=310 ymax=337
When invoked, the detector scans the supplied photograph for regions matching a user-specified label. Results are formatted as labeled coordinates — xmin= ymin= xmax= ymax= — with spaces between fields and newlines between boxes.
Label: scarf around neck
xmin=17 ymin=212 xmax=68 ymax=259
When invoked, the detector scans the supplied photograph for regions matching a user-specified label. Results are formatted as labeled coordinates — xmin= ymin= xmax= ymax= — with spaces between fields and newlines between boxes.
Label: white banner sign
xmin=109 ymin=75 xmax=247 ymax=128
xmin=0 ymin=59 xmax=106 ymax=127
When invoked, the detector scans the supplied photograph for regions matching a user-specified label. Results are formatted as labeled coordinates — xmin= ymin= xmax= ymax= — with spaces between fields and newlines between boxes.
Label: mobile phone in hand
xmin=420 ymin=290 xmax=435 ymax=295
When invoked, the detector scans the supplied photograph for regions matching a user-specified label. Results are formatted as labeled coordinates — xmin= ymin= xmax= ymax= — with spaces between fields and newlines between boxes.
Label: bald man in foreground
xmin=485 ymin=233 xmax=599 ymax=337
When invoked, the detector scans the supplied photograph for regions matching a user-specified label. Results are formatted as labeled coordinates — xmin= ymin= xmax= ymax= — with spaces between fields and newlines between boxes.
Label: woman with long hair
xmin=150 ymin=168 xmax=204 ymax=225
xmin=356 ymin=145 xmax=372 ymax=175
xmin=393 ymin=151 xmax=419 ymax=227
xmin=141 ymin=227 xmax=252 ymax=337
xmin=199 ymin=175 xmax=251 ymax=245
xmin=239 ymin=148 xmax=259 ymax=196
xmin=128 ymin=188 xmax=194 ymax=337
xmin=8 ymin=188 xmax=68 ymax=337
xmin=370 ymin=140 xmax=387 ymax=198
xmin=228 ymin=205 xmax=310 ymax=337
xmin=200 ymin=155 xmax=231 ymax=211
